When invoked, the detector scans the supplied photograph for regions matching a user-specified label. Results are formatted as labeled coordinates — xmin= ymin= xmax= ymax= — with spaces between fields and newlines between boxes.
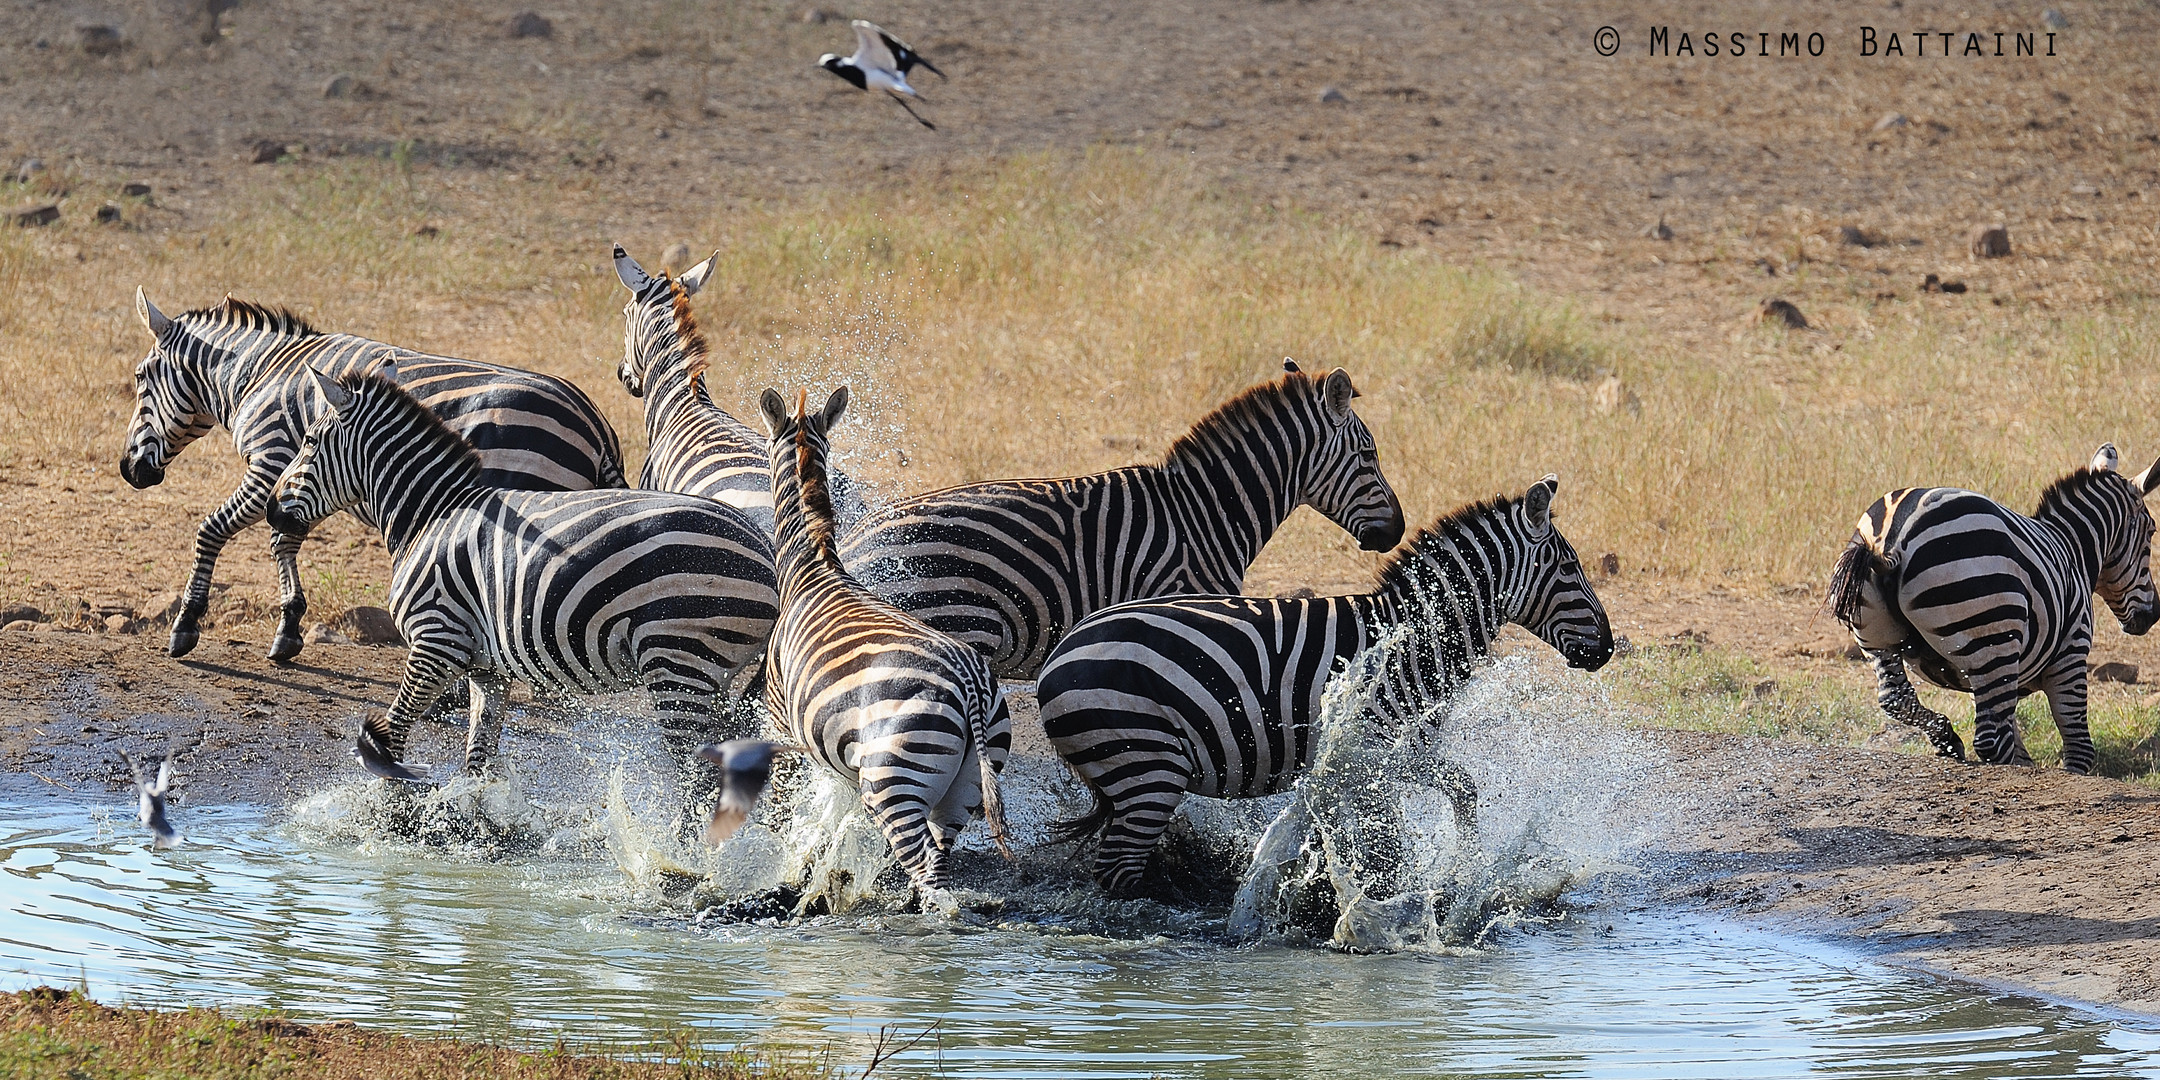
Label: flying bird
xmin=694 ymin=739 xmax=798 ymax=844
xmin=119 ymin=743 xmax=181 ymax=850
xmin=818 ymin=20 xmax=945 ymax=130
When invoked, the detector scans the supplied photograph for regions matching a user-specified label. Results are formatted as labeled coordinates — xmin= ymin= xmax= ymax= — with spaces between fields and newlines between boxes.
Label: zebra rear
xmin=1829 ymin=444 xmax=2159 ymax=773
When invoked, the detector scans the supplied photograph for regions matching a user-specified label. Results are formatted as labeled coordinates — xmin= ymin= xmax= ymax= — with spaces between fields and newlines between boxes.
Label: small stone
xmin=121 ymin=182 xmax=152 ymax=197
xmin=1599 ymin=552 xmax=1621 ymax=577
xmin=249 ymin=140 xmax=287 ymax=165
xmin=1642 ymin=216 xmax=1673 ymax=240
xmin=507 ymin=11 xmax=553 ymax=39
xmin=303 ymin=622 xmax=353 ymax=646
xmin=2092 ymin=661 xmax=2138 ymax=685
xmin=802 ymin=7 xmax=839 ymax=23
xmin=1756 ymin=297 xmax=1809 ymax=329
xmin=1318 ymin=86 xmax=1349 ymax=104
xmin=1872 ymin=112 xmax=1909 ymax=131
xmin=104 ymin=614 xmax=133 ymax=634
xmin=1 ymin=620 xmax=35 ymax=633
xmin=1969 ymin=224 xmax=2011 ymax=258
xmin=76 ymin=23 xmax=126 ymax=56
xmin=2042 ymin=9 xmax=2069 ymax=30
xmin=1921 ymin=273 xmax=1967 ymax=294
xmin=1836 ymin=225 xmax=1881 ymax=248
xmin=5 ymin=203 xmax=60 ymax=227
xmin=660 ymin=242 xmax=692 ymax=272
xmin=2070 ymin=182 xmax=2100 ymax=197
xmin=95 ymin=203 xmax=122 ymax=224
xmin=344 ymin=606 xmax=402 ymax=645
xmin=323 ymin=73 xmax=356 ymax=99
xmin=1592 ymin=375 xmax=1641 ymax=416
xmin=413 ymin=221 xmax=442 ymax=238
xmin=0 ymin=603 xmax=42 ymax=625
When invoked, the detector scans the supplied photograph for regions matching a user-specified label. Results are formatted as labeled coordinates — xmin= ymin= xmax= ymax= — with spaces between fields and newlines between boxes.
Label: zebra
xmin=1828 ymin=444 xmax=2159 ymax=773
xmin=1036 ymin=475 xmax=1613 ymax=894
xmin=757 ymin=385 xmax=1012 ymax=895
xmin=121 ymin=290 xmax=627 ymax=662
xmin=264 ymin=369 xmax=777 ymax=802
xmin=839 ymin=362 xmax=1407 ymax=679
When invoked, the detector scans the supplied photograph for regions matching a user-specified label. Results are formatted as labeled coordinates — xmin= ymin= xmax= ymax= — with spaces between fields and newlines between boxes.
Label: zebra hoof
xmin=267 ymin=633 xmax=304 ymax=663
xmin=354 ymin=731 xmax=429 ymax=783
xmin=167 ymin=626 xmax=200 ymax=658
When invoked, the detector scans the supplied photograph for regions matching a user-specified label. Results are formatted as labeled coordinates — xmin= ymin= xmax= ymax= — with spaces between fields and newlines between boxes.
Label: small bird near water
xmin=818 ymin=20 xmax=945 ymax=129
xmin=119 ymin=743 xmax=181 ymax=850
xmin=694 ymin=739 xmax=798 ymax=844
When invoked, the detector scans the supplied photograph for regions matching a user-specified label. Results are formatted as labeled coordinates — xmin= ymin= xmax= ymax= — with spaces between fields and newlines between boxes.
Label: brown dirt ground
xmin=4 ymin=0 xmax=2159 ymax=1022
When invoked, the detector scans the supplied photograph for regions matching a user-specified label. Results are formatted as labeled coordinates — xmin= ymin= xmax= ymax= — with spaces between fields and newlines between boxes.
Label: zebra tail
xmin=1825 ymin=539 xmax=1881 ymax=625
xmin=973 ymin=704 xmax=1014 ymax=859
xmin=1046 ymin=783 xmax=1109 ymax=848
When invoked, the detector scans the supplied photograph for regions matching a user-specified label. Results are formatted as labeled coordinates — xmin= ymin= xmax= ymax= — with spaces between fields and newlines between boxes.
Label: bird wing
xmin=880 ymin=29 xmax=944 ymax=78
xmin=851 ymin=20 xmax=898 ymax=72
xmin=152 ymin=755 xmax=172 ymax=798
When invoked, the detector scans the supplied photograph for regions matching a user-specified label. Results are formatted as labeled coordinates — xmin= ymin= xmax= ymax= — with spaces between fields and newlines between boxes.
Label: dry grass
xmin=2 ymin=148 xmax=2157 ymax=594
xmin=0 ymin=987 xmax=831 ymax=1080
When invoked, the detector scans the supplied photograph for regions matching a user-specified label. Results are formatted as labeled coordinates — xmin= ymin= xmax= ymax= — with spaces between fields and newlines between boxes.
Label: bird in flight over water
xmin=120 ymin=742 xmax=181 ymax=850
xmin=818 ymin=20 xmax=945 ymax=129
xmin=695 ymin=739 xmax=799 ymax=844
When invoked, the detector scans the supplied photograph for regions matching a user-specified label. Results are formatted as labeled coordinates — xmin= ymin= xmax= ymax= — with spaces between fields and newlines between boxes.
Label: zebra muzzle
xmin=118 ymin=454 xmax=164 ymax=489
xmin=265 ymin=498 xmax=313 ymax=538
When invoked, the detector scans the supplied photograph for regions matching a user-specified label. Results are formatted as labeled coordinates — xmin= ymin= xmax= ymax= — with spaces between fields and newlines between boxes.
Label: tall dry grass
xmin=2 ymin=147 xmax=2155 ymax=591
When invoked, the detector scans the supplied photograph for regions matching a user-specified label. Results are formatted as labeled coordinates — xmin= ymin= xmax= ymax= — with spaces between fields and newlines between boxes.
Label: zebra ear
xmin=1282 ymin=358 xmax=1300 ymax=374
xmin=2092 ymin=443 xmax=2120 ymax=473
xmin=817 ymin=386 xmax=850 ymax=432
xmin=613 ymin=244 xmax=655 ymax=295
xmin=678 ymin=250 xmax=721 ymax=297
xmin=1523 ymin=477 xmax=1557 ymax=535
xmin=1320 ymin=368 xmax=1357 ymax=425
xmin=136 ymin=287 xmax=171 ymax=339
xmin=308 ymin=367 xmax=355 ymax=414
xmin=2133 ymin=455 xmax=2160 ymax=496
xmin=758 ymin=388 xmax=790 ymax=437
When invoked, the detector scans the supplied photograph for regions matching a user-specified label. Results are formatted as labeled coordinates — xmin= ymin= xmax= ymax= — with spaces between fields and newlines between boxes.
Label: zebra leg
xmin=1429 ymin=758 xmax=1479 ymax=837
xmin=266 ymin=528 xmax=307 ymax=662
xmin=1970 ymin=679 xmax=2034 ymax=768
xmin=863 ymin=772 xmax=945 ymax=892
xmin=642 ymin=668 xmax=733 ymax=828
xmin=1868 ymin=650 xmax=1965 ymax=760
xmin=1093 ymin=778 xmax=1194 ymax=896
xmin=357 ymin=642 xmax=468 ymax=782
xmin=461 ymin=670 xmax=512 ymax=775
xmin=2042 ymin=665 xmax=2096 ymax=776
xmin=171 ymin=477 xmax=278 ymax=658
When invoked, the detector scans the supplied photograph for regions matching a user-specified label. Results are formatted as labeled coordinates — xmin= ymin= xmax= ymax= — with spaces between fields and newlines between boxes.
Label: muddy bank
xmin=4 ymin=631 xmax=2156 ymax=1018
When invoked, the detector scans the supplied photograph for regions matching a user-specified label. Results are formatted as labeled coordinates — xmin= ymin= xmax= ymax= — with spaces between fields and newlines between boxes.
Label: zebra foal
xmin=1829 ymin=444 xmax=2159 ymax=773
xmin=1038 ymin=476 xmax=1613 ymax=894
xmin=840 ymin=361 xmax=1407 ymax=678
xmin=122 ymin=291 xmax=626 ymax=661
xmin=265 ymin=370 xmax=777 ymax=800
xmin=758 ymin=386 xmax=1011 ymax=895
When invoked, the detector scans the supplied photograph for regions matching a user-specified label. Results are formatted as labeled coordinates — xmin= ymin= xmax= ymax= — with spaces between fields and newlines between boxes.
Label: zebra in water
xmin=1828 ymin=444 xmax=2159 ymax=773
xmin=1037 ymin=476 xmax=1613 ymax=894
xmin=840 ymin=362 xmax=1407 ymax=678
xmin=265 ymin=370 xmax=776 ymax=801
xmin=757 ymin=386 xmax=1011 ymax=895
xmin=121 ymin=291 xmax=626 ymax=661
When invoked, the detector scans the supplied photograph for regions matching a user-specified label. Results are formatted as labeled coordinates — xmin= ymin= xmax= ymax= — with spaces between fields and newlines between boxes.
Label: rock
xmin=1599 ymin=552 xmax=1621 ymax=577
xmin=413 ymin=221 xmax=442 ymax=238
xmin=248 ymin=140 xmax=287 ymax=165
xmin=121 ymin=182 xmax=151 ymax=197
xmin=303 ymin=622 xmax=352 ymax=647
xmin=1872 ymin=112 xmax=1908 ymax=132
xmin=802 ymin=7 xmax=840 ymax=23
xmin=140 ymin=592 xmax=186 ymax=622
xmin=343 ymin=606 xmax=402 ymax=645
xmin=507 ymin=11 xmax=553 ymax=38
xmin=1756 ymin=297 xmax=1808 ymax=329
xmin=0 ymin=603 xmax=42 ymax=625
xmin=1642 ymin=216 xmax=1673 ymax=240
xmin=2042 ymin=9 xmax=2069 ymax=30
xmin=1969 ymin=224 xmax=2011 ymax=258
xmin=104 ymin=614 xmax=133 ymax=634
xmin=322 ymin=73 xmax=356 ymax=99
xmin=2070 ymin=182 xmax=2100 ymax=197
xmin=1836 ymin=225 xmax=1882 ymax=248
xmin=5 ymin=203 xmax=60 ymax=227
xmin=76 ymin=23 xmax=126 ymax=56
xmin=1 ymin=620 xmax=35 ymax=633
xmin=1318 ymin=86 xmax=1349 ymax=104
xmin=95 ymin=203 xmax=122 ymax=224
xmin=1921 ymin=273 xmax=1967 ymax=294
xmin=660 ymin=242 xmax=692 ymax=273
xmin=1592 ymin=375 xmax=1641 ymax=416
xmin=2092 ymin=661 xmax=2138 ymax=685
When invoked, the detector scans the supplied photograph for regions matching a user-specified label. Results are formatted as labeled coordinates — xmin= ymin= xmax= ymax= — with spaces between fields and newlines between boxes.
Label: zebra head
xmin=614 ymin=244 xmax=718 ymax=399
xmin=2079 ymin=444 xmax=2160 ymax=636
xmin=120 ymin=288 xmax=214 ymax=489
xmin=1509 ymin=476 xmax=1614 ymax=670
xmin=1294 ymin=365 xmax=1406 ymax=552
xmin=266 ymin=370 xmax=367 ymax=539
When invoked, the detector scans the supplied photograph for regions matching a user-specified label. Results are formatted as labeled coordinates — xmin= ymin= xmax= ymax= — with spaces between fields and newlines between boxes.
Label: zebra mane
xmin=178 ymin=297 xmax=323 ymax=338
xmin=1377 ymin=491 xmax=1519 ymax=587
xmin=668 ymin=278 xmax=711 ymax=389
xmin=337 ymin=371 xmax=481 ymax=473
xmin=788 ymin=399 xmax=841 ymax=555
xmin=2034 ymin=466 xmax=2126 ymax=521
xmin=1162 ymin=369 xmax=1316 ymax=466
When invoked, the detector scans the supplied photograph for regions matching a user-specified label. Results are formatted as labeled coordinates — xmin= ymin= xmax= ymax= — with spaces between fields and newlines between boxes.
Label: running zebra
xmin=1828 ymin=445 xmax=2159 ymax=773
xmin=1038 ymin=476 xmax=1612 ymax=894
xmin=122 ymin=291 xmax=627 ymax=661
xmin=265 ymin=370 xmax=776 ymax=800
xmin=758 ymin=386 xmax=1011 ymax=894
xmin=840 ymin=362 xmax=1407 ymax=678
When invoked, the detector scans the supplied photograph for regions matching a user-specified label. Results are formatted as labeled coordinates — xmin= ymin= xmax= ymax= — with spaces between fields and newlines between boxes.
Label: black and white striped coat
xmin=120 ymin=292 xmax=626 ymax=662
xmin=839 ymin=364 xmax=1407 ymax=679
xmin=1830 ymin=444 xmax=2159 ymax=773
xmin=265 ymin=372 xmax=777 ymax=798
xmin=1038 ymin=477 xmax=1613 ymax=893
xmin=758 ymin=387 xmax=1011 ymax=894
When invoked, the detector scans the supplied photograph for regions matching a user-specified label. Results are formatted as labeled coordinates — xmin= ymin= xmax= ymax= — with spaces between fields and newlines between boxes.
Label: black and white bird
xmin=693 ymin=739 xmax=798 ymax=844
xmin=817 ymin=20 xmax=945 ymax=129
xmin=119 ymin=744 xmax=181 ymax=850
